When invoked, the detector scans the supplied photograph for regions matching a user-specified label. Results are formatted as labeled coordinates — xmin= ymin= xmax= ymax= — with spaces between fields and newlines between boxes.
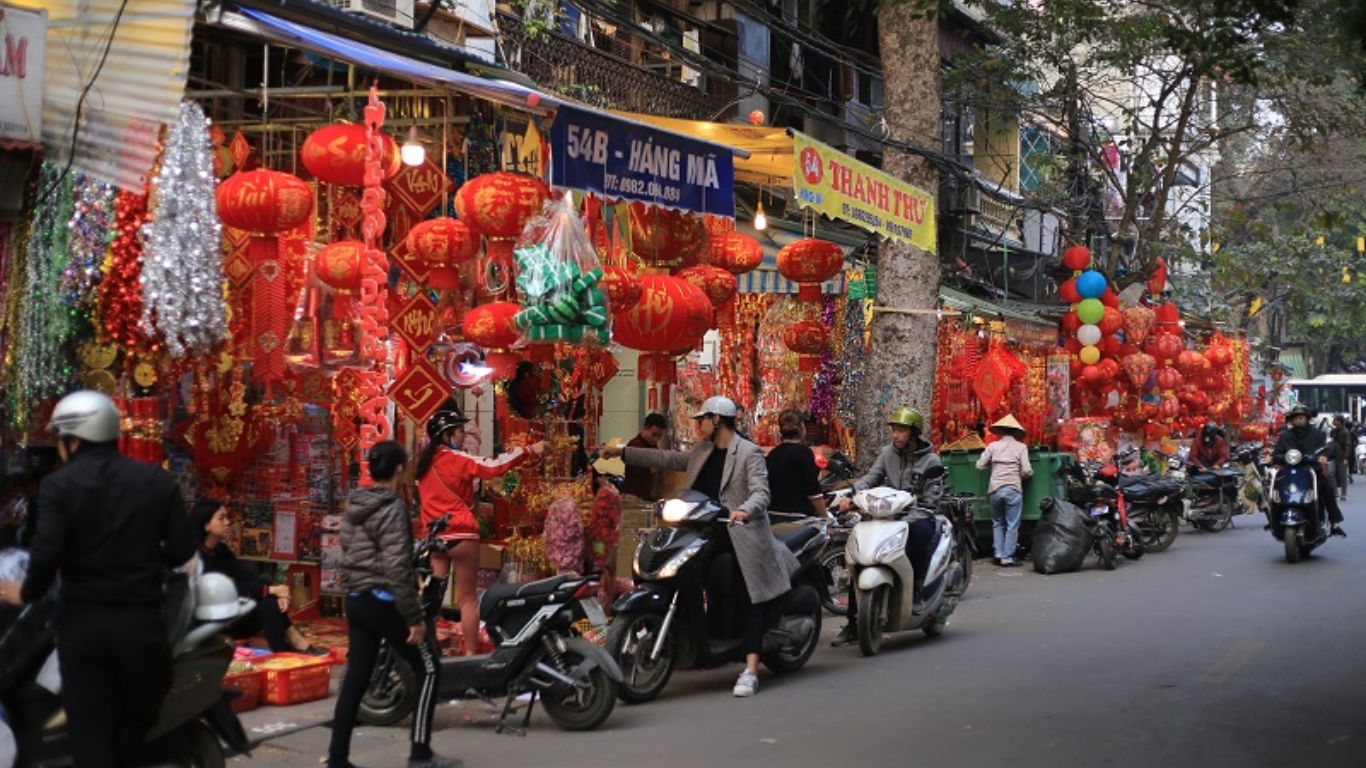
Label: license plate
xmin=1090 ymin=505 xmax=1108 ymax=517
xmin=580 ymin=597 xmax=608 ymax=626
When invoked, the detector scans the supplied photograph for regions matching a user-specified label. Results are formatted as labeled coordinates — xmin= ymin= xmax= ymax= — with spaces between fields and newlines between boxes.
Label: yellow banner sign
xmin=791 ymin=131 xmax=937 ymax=253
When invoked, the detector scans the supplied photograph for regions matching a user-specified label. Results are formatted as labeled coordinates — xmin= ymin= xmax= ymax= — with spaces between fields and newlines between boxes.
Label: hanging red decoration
xmin=613 ymin=274 xmax=713 ymax=353
xmin=317 ymin=240 xmax=364 ymax=292
xmin=454 ymin=172 xmax=550 ymax=295
xmin=1121 ymin=352 xmax=1155 ymax=387
xmin=1123 ymin=305 xmax=1155 ymax=343
xmin=1175 ymin=349 xmax=1207 ymax=377
xmin=1100 ymin=289 xmax=1120 ymax=309
xmin=1062 ymin=310 xmax=1081 ymax=334
xmin=1152 ymin=333 xmax=1184 ymax=362
xmin=354 ymin=83 xmax=394 ymax=484
xmin=462 ymin=301 xmax=522 ymax=350
xmin=1082 ymin=364 xmax=1105 ymax=387
xmin=1148 ymin=257 xmax=1169 ymax=295
xmin=1061 ymin=245 xmax=1092 ymax=271
xmin=706 ymin=231 xmax=764 ymax=275
xmin=677 ymin=264 xmax=738 ymax=310
xmin=99 ymin=189 xmax=151 ymax=350
xmin=630 ymin=203 xmax=707 ymax=269
xmin=1154 ymin=301 xmax=1182 ymax=334
xmin=1158 ymin=395 xmax=1181 ymax=419
xmin=1156 ymin=367 xmax=1184 ymax=391
xmin=405 ymin=217 xmax=480 ymax=290
xmin=1059 ymin=278 xmax=1081 ymax=304
xmin=1099 ymin=306 xmax=1124 ymax=335
xmin=301 ymin=123 xmax=401 ymax=186
xmin=782 ymin=319 xmax=830 ymax=375
xmin=600 ymin=265 xmax=642 ymax=310
xmin=776 ymin=238 xmax=844 ymax=302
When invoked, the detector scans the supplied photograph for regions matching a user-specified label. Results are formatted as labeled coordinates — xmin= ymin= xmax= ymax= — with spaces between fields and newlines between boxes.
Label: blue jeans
xmin=991 ymin=486 xmax=1024 ymax=562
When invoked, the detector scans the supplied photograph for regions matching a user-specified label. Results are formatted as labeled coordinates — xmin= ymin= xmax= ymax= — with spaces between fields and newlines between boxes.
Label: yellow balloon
xmin=1079 ymin=345 xmax=1101 ymax=365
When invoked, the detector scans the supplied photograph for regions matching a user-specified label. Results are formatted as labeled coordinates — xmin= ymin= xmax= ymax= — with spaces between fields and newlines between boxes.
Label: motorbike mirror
xmin=923 ymin=464 xmax=947 ymax=481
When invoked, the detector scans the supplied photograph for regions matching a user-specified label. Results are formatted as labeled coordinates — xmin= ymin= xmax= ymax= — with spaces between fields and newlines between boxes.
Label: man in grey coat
xmin=603 ymin=396 xmax=798 ymax=697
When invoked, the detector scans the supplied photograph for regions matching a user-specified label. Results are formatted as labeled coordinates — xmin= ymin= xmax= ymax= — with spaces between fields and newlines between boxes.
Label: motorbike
xmin=845 ymin=465 xmax=966 ymax=656
xmin=605 ymin=491 xmax=828 ymax=703
xmin=1171 ymin=458 xmax=1241 ymax=532
xmin=815 ymin=487 xmax=858 ymax=615
xmin=360 ymin=516 xmax=621 ymax=733
xmin=1268 ymin=447 xmax=1334 ymax=564
xmin=1232 ymin=442 xmax=1270 ymax=515
xmin=1108 ymin=452 xmax=1184 ymax=554
xmin=939 ymin=492 xmax=978 ymax=595
xmin=2 ymin=566 xmax=254 ymax=768
xmin=1066 ymin=458 xmax=1145 ymax=568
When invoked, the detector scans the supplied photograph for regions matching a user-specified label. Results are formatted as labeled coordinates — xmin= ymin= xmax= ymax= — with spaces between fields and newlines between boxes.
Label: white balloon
xmin=1077 ymin=324 xmax=1103 ymax=346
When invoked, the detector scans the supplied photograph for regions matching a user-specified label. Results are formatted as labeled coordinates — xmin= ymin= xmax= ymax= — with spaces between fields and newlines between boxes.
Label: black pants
xmin=1317 ymin=465 xmax=1345 ymax=524
xmin=846 ymin=518 xmax=936 ymax=626
xmin=329 ymin=593 xmax=440 ymax=764
xmin=57 ymin=603 xmax=170 ymax=768
xmin=741 ymin=599 xmax=769 ymax=655
xmin=231 ymin=597 xmax=294 ymax=652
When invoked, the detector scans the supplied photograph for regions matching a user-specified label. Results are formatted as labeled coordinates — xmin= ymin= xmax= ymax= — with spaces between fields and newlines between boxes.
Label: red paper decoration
xmin=1099 ymin=306 xmax=1124 ymax=335
xmin=1153 ymin=333 xmax=1183 ymax=362
xmin=389 ymin=357 xmax=448 ymax=424
xmin=455 ymin=172 xmax=551 ymax=238
xmin=1121 ymin=352 xmax=1155 ymax=387
xmin=405 ymin=217 xmax=480 ymax=290
xmin=462 ymin=301 xmax=522 ymax=350
xmin=301 ymin=123 xmax=401 ymax=186
xmin=600 ymin=265 xmax=642 ymax=310
xmin=1175 ymin=349 xmax=1207 ymax=377
xmin=1062 ymin=310 xmax=1081 ymax=334
xmin=706 ymin=231 xmax=763 ymax=275
xmin=1156 ymin=367 xmax=1183 ymax=391
xmin=355 ymin=84 xmax=394 ymax=483
xmin=776 ymin=238 xmax=843 ymax=302
xmin=782 ymin=320 xmax=831 ymax=355
xmin=630 ymin=203 xmax=707 ymax=269
xmin=1060 ymin=278 xmax=1082 ymax=304
xmin=613 ymin=274 xmax=713 ymax=353
xmin=317 ymin=240 xmax=364 ymax=292
xmin=1154 ymin=302 xmax=1182 ymax=334
xmin=1123 ymin=305 xmax=1155 ymax=343
xmin=677 ymin=264 xmax=738 ymax=310
xmin=216 ymin=170 xmax=313 ymax=234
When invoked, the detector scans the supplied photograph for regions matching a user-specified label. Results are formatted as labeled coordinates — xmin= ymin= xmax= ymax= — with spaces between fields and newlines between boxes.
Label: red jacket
xmin=417 ymin=446 xmax=529 ymax=539
xmin=1192 ymin=436 xmax=1229 ymax=469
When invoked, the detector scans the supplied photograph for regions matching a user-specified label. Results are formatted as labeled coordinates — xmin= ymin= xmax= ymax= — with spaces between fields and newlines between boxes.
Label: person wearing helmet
xmin=602 ymin=395 xmax=799 ymax=698
xmin=1272 ymin=405 xmax=1346 ymax=537
xmin=1191 ymin=422 xmax=1229 ymax=470
xmin=0 ymin=391 xmax=195 ymax=768
xmin=415 ymin=408 xmax=547 ymax=657
xmin=832 ymin=406 xmax=945 ymax=647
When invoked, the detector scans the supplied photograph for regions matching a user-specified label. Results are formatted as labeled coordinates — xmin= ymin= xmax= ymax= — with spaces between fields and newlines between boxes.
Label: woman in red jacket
xmin=415 ymin=410 xmax=545 ymax=655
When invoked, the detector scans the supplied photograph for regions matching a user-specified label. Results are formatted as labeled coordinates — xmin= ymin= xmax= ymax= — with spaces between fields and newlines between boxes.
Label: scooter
xmin=1268 ymin=447 xmax=1334 ymax=564
xmin=1173 ymin=459 xmax=1241 ymax=532
xmin=606 ymin=491 xmax=828 ymax=703
xmin=845 ymin=465 xmax=965 ymax=656
xmin=2 ymin=567 xmax=254 ymax=768
xmin=359 ymin=516 xmax=621 ymax=733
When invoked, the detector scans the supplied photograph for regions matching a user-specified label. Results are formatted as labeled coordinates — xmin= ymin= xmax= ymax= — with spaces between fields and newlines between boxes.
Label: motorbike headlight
xmin=1168 ymin=457 xmax=1182 ymax=470
xmin=1285 ymin=449 xmax=1303 ymax=466
xmin=874 ymin=528 xmax=908 ymax=562
xmin=661 ymin=499 xmax=699 ymax=523
xmin=656 ymin=539 xmax=704 ymax=579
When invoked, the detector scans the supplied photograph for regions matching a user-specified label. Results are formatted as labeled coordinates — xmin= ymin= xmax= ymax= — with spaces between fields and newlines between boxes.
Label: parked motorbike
xmin=845 ymin=466 xmax=965 ymax=656
xmin=1232 ymin=442 xmax=1270 ymax=515
xmin=1066 ymin=458 xmax=1145 ymax=567
xmin=606 ymin=491 xmax=828 ymax=703
xmin=939 ymin=492 xmax=978 ymax=595
xmin=1172 ymin=458 xmax=1241 ymax=532
xmin=815 ymin=487 xmax=858 ymax=615
xmin=1268 ymin=447 xmax=1334 ymax=564
xmin=2 ymin=568 xmax=253 ymax=768
xmin=1111 ymin=464 xmax=1184 ymax=554
xmin=360 ymin=516 xmax=621 ymax=732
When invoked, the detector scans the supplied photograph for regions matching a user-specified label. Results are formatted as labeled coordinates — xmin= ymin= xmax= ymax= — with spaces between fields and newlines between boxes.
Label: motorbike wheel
xmin=358 ymin=645 xmax=416 ymax=726
xmin=923 ymin=612 xmax=948 ymax=638
xmin=1121 ymin=523 xmax=1146 ymax=560
xmin=819 ymin=549 xmax=851 ymax=615
xmin=1284 ymin=534 xmax=1303 ymax=564
xmin=1097 ymin=535 xmax=1117 ymax=570
xmin=954 ymin=533 xmax=974 ymax=596
xmin=605 ymin=612 xmax=676 ymax=704
xmin=540 ymin=645 xmax=619 ymax=731
xmin=1207 ymin=500 xmax=1234 ymax=532
xmin=857 ymin=586 xmax=888 ymax=657
xmin=761 ymin=598 xmax=822 ymax=674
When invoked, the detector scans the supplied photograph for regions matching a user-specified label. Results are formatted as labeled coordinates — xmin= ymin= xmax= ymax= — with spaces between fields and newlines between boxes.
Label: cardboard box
xmin=479 ymin=543 xmax=506 ymax=570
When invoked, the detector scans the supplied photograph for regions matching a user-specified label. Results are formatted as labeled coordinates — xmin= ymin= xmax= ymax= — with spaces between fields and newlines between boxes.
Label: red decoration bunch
xmin=99 ymin=190 xmax=151 ymax=350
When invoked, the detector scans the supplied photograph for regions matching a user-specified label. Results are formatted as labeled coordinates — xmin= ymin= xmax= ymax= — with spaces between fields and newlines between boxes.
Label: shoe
xmin=733 ymin=670 xmax=759 ymax=697
xmin=327 ymin=761 xmax=363 ymax=768
xmin=831 ymin=625 xmax=856 ymax=647
xmin=409 ymin=752 xmax=463 ymax=768
xmin=1332 ymin=526 xmax=1347 ymax=538
xmin=1000 ymin=559 xmax=1020 ymax=568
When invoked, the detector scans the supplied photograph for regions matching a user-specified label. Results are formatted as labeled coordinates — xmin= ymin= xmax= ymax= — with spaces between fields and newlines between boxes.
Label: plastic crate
xmin=222 ymin=669 xmax=263 ymax=714
xmin=257 ymin=653 xmax=333 ymax=706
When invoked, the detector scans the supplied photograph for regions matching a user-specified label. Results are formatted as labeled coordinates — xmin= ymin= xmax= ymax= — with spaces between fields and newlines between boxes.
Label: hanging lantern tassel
xmin=250 ymin=237 xmax=288 ymax=381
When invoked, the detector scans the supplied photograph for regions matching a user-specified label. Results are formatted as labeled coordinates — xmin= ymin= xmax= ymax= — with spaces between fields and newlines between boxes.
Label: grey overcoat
xmin=623 ymin=437 xmax=800 ymax=603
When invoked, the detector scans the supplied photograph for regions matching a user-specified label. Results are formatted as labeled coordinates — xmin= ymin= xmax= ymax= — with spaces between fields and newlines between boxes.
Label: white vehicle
xmin=844 ymin=468 xmax=965 ymax=656
xmin=1355 ymin=435 xmax=1366 ymax=474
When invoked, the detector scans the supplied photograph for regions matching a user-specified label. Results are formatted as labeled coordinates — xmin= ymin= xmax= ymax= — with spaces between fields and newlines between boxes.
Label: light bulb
xmin=754 ymin=200 xmax=767 ymax=231
xmin=401 ymin=126 xmax=425 ymax=166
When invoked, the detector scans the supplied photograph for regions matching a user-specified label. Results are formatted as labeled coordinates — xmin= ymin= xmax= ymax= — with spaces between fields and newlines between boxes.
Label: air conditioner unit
xmin=324 ymin=0 xmax=415 ymax=28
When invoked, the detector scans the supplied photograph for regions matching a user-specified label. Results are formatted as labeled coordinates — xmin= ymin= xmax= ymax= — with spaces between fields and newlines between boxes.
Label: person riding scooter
xmin=1272 ymin=405 xmax=1346 ymax=538
xmin=832 ymin=407 xmax=944 ymax=647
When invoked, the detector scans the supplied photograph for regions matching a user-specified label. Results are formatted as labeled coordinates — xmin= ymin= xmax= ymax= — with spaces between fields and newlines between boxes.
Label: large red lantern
xmin=1121 ymin=352 xmax=1155 ymax=387
xmin=706 ymin=231 xmax=763 ymax=275
xmin=317 ymin=240 xmax=364 ymax=292
xmin=1152 ymin=333 xmax=1183 ymax=363
xmin=600 ymin=265 xmax=642 ymax=310
xmin=1099 ymin=306 xmax=1124 ymax=335
xmin=1175 ymin=349 xmax=1207 ymax=378
xmin=677 ymin=265 xmax=737 ymax=310
xmin=630 ymin=203 xmax=707 ymax=269
xmin=461 ymin=301 xmax=522 ymax=380
xmin=1123 ymin=305 xmax=1155 ymax=343
xmin=613 ymin=275 xmax=713 ymax=355
xmin=783 ymin=319 xmax=831 ymax=374
xmin=776 ymin=238 xmax=843 ymax=302
xmin=1156 ymin=367 xmax=1184 ymax=391
xmin=406 ymin=217 xmax=480 ymax=290
xmin=301 ymin=124 xmax=401 ymax=186
xmin=454 ymin=172 xmax=551 ymax=295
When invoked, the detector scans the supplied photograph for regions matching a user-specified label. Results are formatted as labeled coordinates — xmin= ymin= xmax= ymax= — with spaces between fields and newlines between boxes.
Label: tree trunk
xmin=856 ymin=6 xmax=942 ymax=463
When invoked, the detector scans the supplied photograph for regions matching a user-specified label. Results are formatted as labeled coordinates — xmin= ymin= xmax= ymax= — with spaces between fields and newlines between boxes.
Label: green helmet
xmin=888 ymin=407 xmax=924 ymax=431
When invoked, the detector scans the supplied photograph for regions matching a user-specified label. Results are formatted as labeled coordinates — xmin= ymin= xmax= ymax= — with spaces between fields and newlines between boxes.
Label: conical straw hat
xmin=990 ymin=414 xmax=1025 ymax=433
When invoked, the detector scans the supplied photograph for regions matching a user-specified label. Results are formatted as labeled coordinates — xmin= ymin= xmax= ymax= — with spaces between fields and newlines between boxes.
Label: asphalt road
xmin=244 ymin=495 xmax=1366 ymax=768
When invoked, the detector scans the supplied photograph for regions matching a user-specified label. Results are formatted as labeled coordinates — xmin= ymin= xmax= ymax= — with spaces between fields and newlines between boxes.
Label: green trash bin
xmin=944 ymin=448 xmax=1071 ymax=552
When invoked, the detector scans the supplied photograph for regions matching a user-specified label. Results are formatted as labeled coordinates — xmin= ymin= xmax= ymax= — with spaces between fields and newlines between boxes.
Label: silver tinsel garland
xmin=141 ymin=101 xmax=227 ymax=359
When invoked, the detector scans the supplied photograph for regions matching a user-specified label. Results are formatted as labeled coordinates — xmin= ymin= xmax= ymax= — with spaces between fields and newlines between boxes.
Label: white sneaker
xmin=733 ymin=670 xmax=758 ymax=697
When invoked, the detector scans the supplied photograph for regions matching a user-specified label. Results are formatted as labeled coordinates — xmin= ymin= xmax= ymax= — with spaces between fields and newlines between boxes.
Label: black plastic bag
xmin=1031 ymin=498 xmax=1094 ymax=574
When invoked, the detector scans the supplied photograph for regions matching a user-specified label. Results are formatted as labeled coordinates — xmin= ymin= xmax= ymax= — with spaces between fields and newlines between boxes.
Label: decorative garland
xmin=63 ymin=174 xmax=115 ymax=319
xmin=98 ymin=189 xmax=151 ymax=351
xmin=16 ymin=163 xmax=75 ymax=422
xmin=810 ymin=294 xmax=838 ymax=423
xmin=836 ymin=272 xmax=869 ymax=428
xmin=141 ymin=101 xmax=228 ymax=359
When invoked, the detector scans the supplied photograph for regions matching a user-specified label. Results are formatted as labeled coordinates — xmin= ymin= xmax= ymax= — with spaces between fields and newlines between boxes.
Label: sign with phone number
xmin=549 ymin=106 xmax=735 ymax=217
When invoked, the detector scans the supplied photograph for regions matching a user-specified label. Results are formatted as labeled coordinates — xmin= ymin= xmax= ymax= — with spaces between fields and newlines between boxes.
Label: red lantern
xmin=1152 ymin=333 xmax=1184 ymax=362
xmin=782 ymin=320 xmax=831 ymax=356
xmin=461 ymin=301 xmax=522 ymax=350
xmin=1123 ymin=305 xmax=1155 ymax=343
xmin=776 ymin=238 xmax=843 ymax=302
xmin=1061 ymin=310 xmax=1081 ymax=334
xmin=706 ymin=231 xmax=764 ymax=275
xmin=1082 ymin=364 xmax=1105 ymax=387
xmin=613 ymin=275 xmax=714 ymax=361
xmin=1099 ymin=306 xmax=1124 ymax=335
xmin=1154 ymin=302 xmax=1181 ymax=334
xmin=1121 ymin=352 xmax=1155 ymax=387
xmin=1061 ymin=245 xmax=1091 ymax=271
xmin=301 ymin=124 xmax=401 ymax=186
xmin=1059 ymin=278 xmax=1081 ymax=304
xmin=1159 ymin=396 xmax=1181 ymax=420
xmin=1156 ymin=367 xmax=1184 ymax=391
xmin=677 ymin=265 xmax=737 ymax=310
xmin=454 ymin=172 xmax=551 ymax=239
xmin=317 ymin=240 xmax=364 ymax=292
xmin=1097 ymin=358 xmax=1121 ymax=382
xmin=406 ymin=217 xmax=480 ymax=290
xmin=630 ymin=204 xmax=708 ymax=269
xmin=601 ymin=265 xmax=643 ymax=310
xmin=1175 ymin=349 xmax=1206 ymax=377
xmin=1100 ymin=288 xmax=1120 ymax=309
xmin=1100 ymin=335 xmax=1123 ymax=357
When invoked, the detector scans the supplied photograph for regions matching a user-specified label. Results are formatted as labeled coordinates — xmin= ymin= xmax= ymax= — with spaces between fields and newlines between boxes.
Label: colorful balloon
xmin=1077 ymin=324 xmax=1103 ymax=346
xmin=1079 ymin=345 xmax=1101 ymax=365
xmin=1076 ymin=270 xmax=1107 ymax=299
xmin=1077 ymin=298 xmax=1105 ymax=325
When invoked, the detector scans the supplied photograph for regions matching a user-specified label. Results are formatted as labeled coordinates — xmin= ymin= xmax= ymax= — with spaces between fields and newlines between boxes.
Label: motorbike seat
xmin=771 ymin=523 xmax=820 ymax=553
xmin=480 ymin=575 xmax=571 ymax=611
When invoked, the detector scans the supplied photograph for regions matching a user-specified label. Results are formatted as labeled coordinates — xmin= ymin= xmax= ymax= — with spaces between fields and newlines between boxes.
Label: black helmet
xmin=426 ymin=410 xmax=469 ymax=441
xmin=1287 ymin=404 xmax=1311 ymax=420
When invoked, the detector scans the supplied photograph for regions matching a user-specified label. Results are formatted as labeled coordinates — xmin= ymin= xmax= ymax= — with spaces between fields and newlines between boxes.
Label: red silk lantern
xmin=454 ymin=172 xmax=551 ymax=238
xmin=707 ymin=231 xmax=763 ymax=275
xmin=461 ymin=301 xmax=522 ymax=350
xmin=1061 ymin=245 xmax=1091 ymax=271
xmin=1064 ymin=337 xmax=1082 ymax=355
xmin=1100 ymin=335 xmax=1123 ymax=358
xmin=1156 ymin=367 xmax=1183 ymax=391
xmin=1123 ymin=305 xmax=1155 ymax=343
xmin=613 ymin=275 xmax=713 ymax=355
xmin=783 ymin=320 xmax=830 ymax=377
xmin=317 ymin=240 xmax=364 ymax=292
xmin=777 ymin=238 xmax=844 ymax=302
xmin=1159 ymin=396 xmax=1181 ymax=420
xmin=1207 ymin=345 xmax=1233 ymax=367
xmin=630 ymin=204 xmax=707 ymax=269
xmin=1100 ymin=288 xmax=1120 ymax=309
xmin=1062 ymin=310 xmax=1081 ymax=334
xmin=1059 ymin=278 xmax=1082 ymax=304
xmin=301 ymin=124 xmax=401 ymax=186
xmin=406 ymin=217 xmax=480 ymax=290
xmin=1097 ymin=358 xmax=1121 ymax=382
xmin=678 ymin=265 xmax=737 ymax=310
xmin=1121 ymin=352 xmax=1155 ymax=387
xmin=1099 ymin=306 xmax=1124 ymax=335
xmin=601 ymin=265 xmax=642 ymax=310
xmin=1175 ymin=349 xmax=1206 ymax=377
xmin=1153 ymin=333 xmax=1183 ymax=362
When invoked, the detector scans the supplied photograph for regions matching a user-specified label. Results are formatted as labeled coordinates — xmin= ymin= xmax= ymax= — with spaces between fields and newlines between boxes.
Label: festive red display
xmin=405 ymin=217 xmax=480 ymax=290
xmin=600 ymin=265 xmax=642 ymax=310
xmin=454 ymin=172 xmax=551 ymax=238
xmin=1099 ymin=306 xmax=1124 ymax=335
xmin=1175 ymin=349 xmax=1207 ymax=377
xmin=316 ymin=241 xmax=364 ymax=292
xmin=1059 ymin=278 xmax=1081 ymax=304
xmin=613 ymin=275 xmax=713 ymax=353
xmin=301 ymin=123 xmax=401 ymax=186
xmin=1123 ymin=305 xmax=1155 ymax=343
xmin=677 ymin=264 xmax=738 ymax=310
xmin=1152 ymin=333 xmax=1184 ymax=363
xmin=215 ymin=170 xmax=313 ymax=234
xmin=1121 ymin=352 xmax=1155 ymax=388
xmin=355 ymin=84 xmax=394 ymax=483
xmin=706 ymin=231 xmax=764 ymax=275
xmin=776 ymin=238 xmax=843 ymax=302
xmin=461 ymin=301 xmax=522 ymax=350
xmin=1061 ymin=245 xmax=1091 ymax=271
xmin=99 ymin=190 xmax=151 ymax=350
xmin=630 ymin=204 xmax=707 ymax=268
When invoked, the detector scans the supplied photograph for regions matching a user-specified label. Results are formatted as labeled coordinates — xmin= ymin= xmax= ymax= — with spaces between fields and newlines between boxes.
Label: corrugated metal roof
xmin=11 ymin=0 xmax=196 ymax=192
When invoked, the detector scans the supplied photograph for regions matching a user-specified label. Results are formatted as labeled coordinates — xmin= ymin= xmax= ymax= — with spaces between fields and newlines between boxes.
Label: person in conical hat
xmin=977 ymin=414 xmax=1033 ymax=566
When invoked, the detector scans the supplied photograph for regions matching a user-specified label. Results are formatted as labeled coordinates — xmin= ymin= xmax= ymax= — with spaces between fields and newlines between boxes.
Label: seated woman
xmin=191 ymin=499 xmax=325 ymax=655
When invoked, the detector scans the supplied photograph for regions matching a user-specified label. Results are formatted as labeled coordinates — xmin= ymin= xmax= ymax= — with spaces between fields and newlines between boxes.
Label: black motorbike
xmin=2 ymin=570 xmax=252 ymax=768
xmin=1177 ymin=459 xmax=1242 ymax=532
xmin=1268 ymin=447 xmax=1333 ymax=564
xmin=606 ymin=491 xmax=828 ymax=703
xmin=1113 ymin=468 xmax=1185 ymax=554
xmin=1066 ymin=459 xmax=1145 ymax=568
xmin=359 ymin=516 xmax=621 ymax=733
xmin=940 ymin=492 xmax=979 ymax=594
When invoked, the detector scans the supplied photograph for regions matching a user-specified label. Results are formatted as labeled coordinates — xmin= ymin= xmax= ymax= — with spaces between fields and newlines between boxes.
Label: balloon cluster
xmin=1059 ymin=245 xmax=1122 ymax=395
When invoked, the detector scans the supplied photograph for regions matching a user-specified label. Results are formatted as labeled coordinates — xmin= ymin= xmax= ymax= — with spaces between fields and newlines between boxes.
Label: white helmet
xmin=691 ymin=396 xmax=738 ymax=419
xmin=47 ymin=390 xmax=122 ymax=443
xmin=194 ymin=572 xmax=242 ymax=621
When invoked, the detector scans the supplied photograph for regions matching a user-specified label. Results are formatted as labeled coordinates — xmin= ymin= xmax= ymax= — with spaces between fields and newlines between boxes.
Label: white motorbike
xmin=845 ymin=468 xmax=965 ymax=656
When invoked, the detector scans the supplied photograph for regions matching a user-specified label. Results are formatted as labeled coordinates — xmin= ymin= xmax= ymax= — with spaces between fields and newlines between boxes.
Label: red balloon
xmin=1060 ymin=278 xmax=1082 ymax=304
xmin=1062 ymin=310 xmax=1081 ymax=334
xmin=1100 ymin=335 xmax=1123 ymax=357
xmin=1065 ymin=337 xmax=1082 ymax=354
xmin=1082 ymin=364 xmax=1105 ymax=386
xmin=1062 ymin=245 xmax=1092 ymax=272
xmin=1099 ymin=306 xmax=1124 ymax=335
xmin=1100 ymin=289 xmax=1120 ymax=309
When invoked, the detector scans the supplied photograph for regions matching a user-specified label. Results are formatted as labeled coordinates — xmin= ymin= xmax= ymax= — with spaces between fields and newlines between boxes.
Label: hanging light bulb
xmin=754 ymin=200 xmax=768 ymax=231
xmin=401 ymin=125 xmax=425 ymax=166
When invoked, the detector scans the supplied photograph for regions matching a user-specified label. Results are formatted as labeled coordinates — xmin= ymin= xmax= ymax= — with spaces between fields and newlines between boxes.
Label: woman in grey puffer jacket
xmin=328 ymin=441 xmax=457 ymax=768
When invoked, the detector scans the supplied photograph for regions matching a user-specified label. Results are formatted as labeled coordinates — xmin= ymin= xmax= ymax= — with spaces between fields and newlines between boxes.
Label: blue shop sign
xmin=549 ymin=106 xmax=735 ymax=217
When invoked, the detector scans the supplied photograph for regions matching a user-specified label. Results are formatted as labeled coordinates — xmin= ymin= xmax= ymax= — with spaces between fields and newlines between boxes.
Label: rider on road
xmin=1272 ymin=405 xmax=1346 ymax=538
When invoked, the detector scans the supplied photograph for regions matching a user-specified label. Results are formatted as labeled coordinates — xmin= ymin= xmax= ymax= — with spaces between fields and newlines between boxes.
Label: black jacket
xmin=21 ymin=442 xmax=194 ymax=606
xmin=341 ymin=487 xmax=422 ymax=626
xmin=198 ymin=542 xmax=271 ymax=602
xmin=1273 ymin=425 xmax=1337 ymax=463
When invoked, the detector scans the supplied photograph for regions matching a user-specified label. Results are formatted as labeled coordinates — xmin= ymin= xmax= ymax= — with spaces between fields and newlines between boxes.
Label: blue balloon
xmin=1076 ymin=270 xmax=1107 ymax=299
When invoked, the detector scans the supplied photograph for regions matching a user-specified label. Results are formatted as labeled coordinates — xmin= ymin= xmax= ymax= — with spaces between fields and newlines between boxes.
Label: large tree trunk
xmin=856 ymin=7 xmax=942 ymax=463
